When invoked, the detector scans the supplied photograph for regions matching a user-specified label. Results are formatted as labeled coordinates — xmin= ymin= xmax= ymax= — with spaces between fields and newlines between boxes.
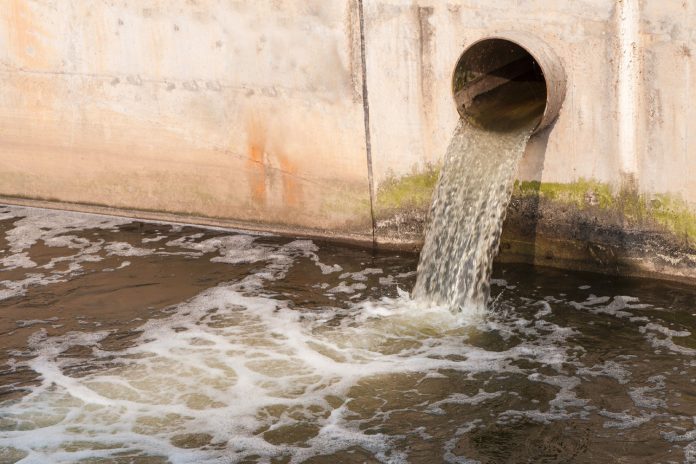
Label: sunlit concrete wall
xmin=364 ymin=0 xmax=618 ymax=220
xmin=1 ymin=0 xmax=696 ymax=281
xmin=0 ymin=1 xmax=373 ymax=241
xmin=364 ymin=0 xmax=696 ymax=282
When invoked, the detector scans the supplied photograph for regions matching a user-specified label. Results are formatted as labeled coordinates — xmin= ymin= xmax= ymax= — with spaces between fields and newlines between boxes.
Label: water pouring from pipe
xmin=413 ymin=35 xmax=566 ymax=316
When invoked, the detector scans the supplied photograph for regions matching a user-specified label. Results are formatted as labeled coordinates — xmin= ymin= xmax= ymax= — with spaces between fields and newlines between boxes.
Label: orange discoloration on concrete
xmin=246 ymin=119 xmax=269 ymax=207
xmin=244 ymin=115 xmax=306 ymax=211
xmin=0 ymin=0 xmax=372 ymax=236
xmin=0 ymin=108 xmax=367 ymax=229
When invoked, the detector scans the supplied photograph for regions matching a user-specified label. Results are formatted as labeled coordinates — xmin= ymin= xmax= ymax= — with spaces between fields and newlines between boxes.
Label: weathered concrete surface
xmin=0 ymin=1 xmax=373 ymax=240
xmin=364 ymin=0 xmax=696 ymax=282
xmin=365 ymin=0 xmax=618 ymax=242
xmin=1 ymin=0 xmax=696 ymax=282
xmin=501 ymin=181 xmax=696 ymax=284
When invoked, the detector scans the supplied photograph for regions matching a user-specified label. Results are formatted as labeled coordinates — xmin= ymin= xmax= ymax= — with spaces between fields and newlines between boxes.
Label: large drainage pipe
xmin=452 ymin=32 xmax=566 ymax=134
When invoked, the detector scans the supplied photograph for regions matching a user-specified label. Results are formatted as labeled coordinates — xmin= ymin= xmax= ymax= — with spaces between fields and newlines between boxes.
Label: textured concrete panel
xmin=0 ymin=0 xmax=373 ymax=237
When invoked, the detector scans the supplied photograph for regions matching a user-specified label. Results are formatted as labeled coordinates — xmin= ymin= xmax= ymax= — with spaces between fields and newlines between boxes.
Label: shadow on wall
xmin=451 ymin=34 xmax=566 ymax=266
xmin=499 ymin=124 xmax=552 ymax=265
xmin=501 ymin=136 xmax=696 ymax=282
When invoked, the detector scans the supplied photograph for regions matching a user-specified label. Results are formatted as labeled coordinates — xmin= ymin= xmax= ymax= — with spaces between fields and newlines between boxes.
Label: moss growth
xmin=320 ymin=184 xmax=372 ymax=218
xmin=373 ymin=170 xmax=696 ymax=246
xmin=513 ymin=179 xmax=614 ymax=209
xmin=650 ymin=193 xmax=696 ymax=243
xmin=375 ymin=165 xmax=440 ymax=214
xmin=515 ymin=178 xmax=696 ymax=244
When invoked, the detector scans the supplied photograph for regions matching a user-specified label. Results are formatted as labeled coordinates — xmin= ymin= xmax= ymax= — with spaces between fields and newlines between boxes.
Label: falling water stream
xmin=412 ymin=119 xmax=535 ymax=314
xmin=412 ymin=35 xmax=549 ymax=315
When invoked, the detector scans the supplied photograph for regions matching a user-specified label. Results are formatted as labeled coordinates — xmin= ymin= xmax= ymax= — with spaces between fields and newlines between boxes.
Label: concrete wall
xmin=0 ymin=0 xmax=373 ymax=241
xmin=364 ymin=0 xmax=619 ymax=237
xmin=1 ymin=0 xmax=696 ymax=281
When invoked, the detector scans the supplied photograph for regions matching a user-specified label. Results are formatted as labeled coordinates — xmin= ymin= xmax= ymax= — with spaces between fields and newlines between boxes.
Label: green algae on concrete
xmin=649 ymin=193 xmax=696 ymax=244
xmin=373 ymin=172 xmax=696 ymax=281
xmin=375 ymin=172 xmax=696 ymax=248
xmin=513 ymin=179 xmax=696 ymax=245
xmin=373 ymin=166 xmax=696 ymax=254
xmin=375 ymin=165 xmax=440 ymax=215
xmin=319 ymin=183 xmax=373 ymax=229
xmin=513 ymin=179 xmax=614 ymax=209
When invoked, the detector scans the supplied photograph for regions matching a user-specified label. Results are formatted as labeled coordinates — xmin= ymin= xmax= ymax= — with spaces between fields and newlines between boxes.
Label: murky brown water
xmin=0 ymin=205 xmax=695 ymax=463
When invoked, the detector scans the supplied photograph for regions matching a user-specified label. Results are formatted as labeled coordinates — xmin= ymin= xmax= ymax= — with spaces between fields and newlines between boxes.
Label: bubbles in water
xmin=1 ymin=205 xmax=696 ymax=463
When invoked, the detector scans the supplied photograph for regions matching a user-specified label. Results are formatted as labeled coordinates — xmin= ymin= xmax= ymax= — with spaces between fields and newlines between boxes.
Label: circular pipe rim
xmin=452 ymin=32 xmax=567 ymax=134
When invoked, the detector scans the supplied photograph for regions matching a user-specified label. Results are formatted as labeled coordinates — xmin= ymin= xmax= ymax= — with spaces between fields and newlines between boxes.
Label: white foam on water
xmin=442 ymin=421 xmax=482 ymax=464
xmin=142 ymin=235 xmax=168 ymax=243
xmin=0 ymin=207 xmax=134 ymax=300
xmin=104 ymin=242 xmax=156 ymax=257
xmin=629 ymin=376 xmax=667 ymax=409
xmin=687 ymin=443 xmax=696 ymax=463
xmin=427 ymin=390 xmax=503 ymax=415
xmin=0 ymin=274 xmax=69 ymax=301
xmin=339 ymin=269 xmax=383 ymax=282
xmin=2 ymin=205 xmax=696 ymax=462
xmin=0 ymin=235 xmax=591 ymax=463
xmin=0 ymin=253 xmax=36 ymax=271
xmin=576 ymin=361 xmax=631 ymax=385
xmin=600 ymin=410 xmax=654 ymax=430
xmin=0 ymin=206 xmax=286 ymax=301
xmin=327 ymin=282 xmax=367 ymax=294
xmin=0 ymin=207 xmax=130 ymax=254
xmin=568 ymin=293 xmax=696 ymax=357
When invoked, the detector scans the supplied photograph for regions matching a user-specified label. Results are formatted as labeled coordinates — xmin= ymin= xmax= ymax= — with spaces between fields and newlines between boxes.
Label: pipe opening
xmin=453 ymin=37 xmax=563 ymax=134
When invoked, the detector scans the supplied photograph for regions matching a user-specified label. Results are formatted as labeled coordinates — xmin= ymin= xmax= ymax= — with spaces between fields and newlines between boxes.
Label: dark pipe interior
xmin=453 ymin=39 xmax=547 ymax=133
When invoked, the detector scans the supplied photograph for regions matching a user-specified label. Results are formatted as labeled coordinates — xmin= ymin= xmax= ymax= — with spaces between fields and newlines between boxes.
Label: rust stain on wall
xmin=245 ymin=116 xmax=305 ymax=211
xmin=246 ymin=119 xmax=269 ymax=207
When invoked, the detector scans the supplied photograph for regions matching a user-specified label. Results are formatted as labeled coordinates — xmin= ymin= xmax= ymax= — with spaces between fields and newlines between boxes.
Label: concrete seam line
xmin=358 ymin=0 xmax=377 ymax=248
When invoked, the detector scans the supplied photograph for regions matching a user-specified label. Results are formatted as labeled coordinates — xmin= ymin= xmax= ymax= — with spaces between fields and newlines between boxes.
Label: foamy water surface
xmin=0 ymin=205 xmax=695 ymax=463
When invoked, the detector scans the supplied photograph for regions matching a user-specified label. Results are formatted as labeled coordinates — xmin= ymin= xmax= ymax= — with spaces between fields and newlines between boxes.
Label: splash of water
xmin=1 ymin=206 xmax=696 ymax=462
xmin=413 ymin=120 xmax=534 ymax=315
